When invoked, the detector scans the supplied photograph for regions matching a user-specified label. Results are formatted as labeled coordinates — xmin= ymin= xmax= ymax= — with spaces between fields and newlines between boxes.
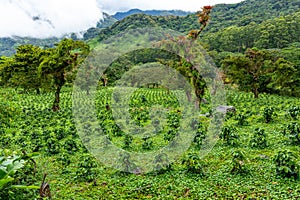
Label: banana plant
xmin=0 ymin=153 xmax=39 ymax=191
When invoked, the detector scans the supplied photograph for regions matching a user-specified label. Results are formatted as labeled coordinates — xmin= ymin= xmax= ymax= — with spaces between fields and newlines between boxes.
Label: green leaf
xmin=0 ymin=177 xmax=14 ymax=189
xmin=0 ymin=168 xmax=8 ymax=179
xmin=11 ymin=185 xmax=40 ymax=190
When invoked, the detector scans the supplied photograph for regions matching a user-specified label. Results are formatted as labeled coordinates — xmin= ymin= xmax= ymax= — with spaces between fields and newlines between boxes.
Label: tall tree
xmin=0 ymin=45 xmax=49 ymax=94
xmin=222 ymin=48 xmax=279 ymax=98
xmin=39 ymin=39 xmax=90 ymax=111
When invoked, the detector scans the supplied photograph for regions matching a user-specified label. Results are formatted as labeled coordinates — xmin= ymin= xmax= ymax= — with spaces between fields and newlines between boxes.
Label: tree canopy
xmin=0 ymin=39 xmax=90 ymax=111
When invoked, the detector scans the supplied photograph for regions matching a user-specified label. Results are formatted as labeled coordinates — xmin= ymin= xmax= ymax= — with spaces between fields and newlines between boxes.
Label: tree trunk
xmin=52 ymin=85 xmax=61 ymax=111
xmin=194 ymin=99 xmax=200 ymax=110
xmin=36 ymin=88 xmax=40 ymax=95
xmin=53 ymin=90 xmax=59 ymax=111
xmin=253 ymin=77 xmax=259 ymax=98
xmin=185 ymin=91 xmax=192 ymax=102
xmin=253 ymin=86 xmax=259 ymax=98
xmin=254 ymin=89 xmax=258 ymax=99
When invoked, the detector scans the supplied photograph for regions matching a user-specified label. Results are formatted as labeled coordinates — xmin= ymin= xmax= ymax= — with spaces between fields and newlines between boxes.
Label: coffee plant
xmin=273 ymin=150 xmax=299 ymax=179
xmin=287 ymin=106 xmax=300 ymax=120
xmin=123 ymin=134 xmax=133 ymax=149
xmin=263 ymin=107 xmax=275 ymax=123
xmin=75 ymin=154 xmax=98 ymax=182
xmin=220 ymin=125 xmax=239 ymax=146
xmin=249 ymin=128 xmax=268 ymax=148
xmin=236 ymin=113 xmax=248 ymax=126
xmin=182 ymin=152 xmax=205 ymax=176
xmin=193 ymin=129 xmax=206 ymax=149
xmin=154 ymin=153 xmax=172 ymax=173
xmin=230 ymin=150 xmax=248 ymax=174
xmin=1 ymin=86 xmax=300 ymax=198
xmin=283 ymin=122 xmax=300 ymax=145
xmin=142 ymin=137 xmax=153 ymax=150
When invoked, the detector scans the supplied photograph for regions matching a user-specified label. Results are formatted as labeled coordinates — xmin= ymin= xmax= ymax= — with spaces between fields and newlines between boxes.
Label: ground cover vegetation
xmin=0 ymin=1 xmax=300 ymax=199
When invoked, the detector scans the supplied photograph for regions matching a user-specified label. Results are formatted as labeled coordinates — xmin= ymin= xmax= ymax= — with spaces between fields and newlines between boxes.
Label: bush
xmin=142 ymin=137 xmax=153 ymax=150
xmin=230 ymin=150 xmax=248 ymax=174
xmin=220 ymin=125 xmax=239 ymax=146
xmin=236 ymin=113 xmax=248 ymax=126
xmin=123 ymin=134 xmax=133 ymax=149
xmin=75 ymin=154 xmax=98 ymax=182
xmin=273 ymin=150 xmax=299 ymax=179
xmin=287 ymin=106 xmax=300 ymax=120
xmin=182 ymin=152 xmax=205 ymax=176
xmin=0 ymin=102 xmax=20 ymax=126
xmin=263 ymin=107 xmax=275 ymax=123
xmin=249 ymin=128 xmax=268 ymax=148
xmin=283 ymin=122 xmax=300 ymax=145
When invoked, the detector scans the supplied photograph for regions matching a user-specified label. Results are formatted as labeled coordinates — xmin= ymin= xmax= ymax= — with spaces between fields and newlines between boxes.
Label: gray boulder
xmin=216 ymin=105 xmax=236 ymax=114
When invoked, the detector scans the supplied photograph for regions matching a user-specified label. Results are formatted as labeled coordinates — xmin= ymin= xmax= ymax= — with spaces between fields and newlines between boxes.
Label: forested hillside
xmin=94 ymin=0 xmax=300 ymax=42
xmin=0 ymin=12 xmax=115 ymax=56
xmin=203 ymin=11 xmax=300 ymax=52
xmin=113 ymin=9 xmax=191 ymax=20
xmin=1 ymin=2 xmax=300 ymax=199
xmin=0 ymin=37 xmax=60 ymax=57
xmin=1 ymin=0 xmax=300 ymax=56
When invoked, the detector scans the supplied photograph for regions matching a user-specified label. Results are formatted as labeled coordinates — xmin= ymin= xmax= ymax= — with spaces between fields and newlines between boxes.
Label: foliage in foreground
xmin=0 ymin=87 xmax=299 ymax=199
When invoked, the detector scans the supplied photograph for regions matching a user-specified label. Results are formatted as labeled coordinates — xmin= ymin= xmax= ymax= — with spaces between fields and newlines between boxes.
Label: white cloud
xmin=0 ymin=0 xmax=243 ymax=38
xmin=97 ymin=0 xmax=244 ymax=14
xmin=0 ymin=0 xmax=103 ymax=38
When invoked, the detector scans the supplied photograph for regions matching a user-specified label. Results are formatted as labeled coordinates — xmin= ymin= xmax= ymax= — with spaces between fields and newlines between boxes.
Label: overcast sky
xmin=99 ymin=0 xmax=243 ymax=14
xmin=0 ymin=0 xmax=243 ymax=38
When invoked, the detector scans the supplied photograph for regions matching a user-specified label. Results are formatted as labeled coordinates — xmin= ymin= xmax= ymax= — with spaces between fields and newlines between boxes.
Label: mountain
xmin=207 ymin=0 xmax=300 ymax=32
xmin=0 ymin=37 xmax=60 ymax=57
xmin=112 ymin=9 xmax=191 ymax=20
xmin=1 ymin=0 xmax=300 ymax=56
xmin=83 ymin=13 xmax=117 ymax=40
xmin=97 ymin=13 xmax=118 ymax=29
xmin=94 ymin=0 xmax=300 ymax=43
xmin=0 ymin=12 xmax=116 ymax=57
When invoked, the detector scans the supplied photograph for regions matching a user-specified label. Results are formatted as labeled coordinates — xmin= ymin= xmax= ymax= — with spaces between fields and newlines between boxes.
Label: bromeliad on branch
xmin=188 ymin=6 xmax=213 ymax=40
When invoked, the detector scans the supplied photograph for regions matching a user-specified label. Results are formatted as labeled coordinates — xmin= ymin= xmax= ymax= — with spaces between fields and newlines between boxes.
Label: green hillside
xmin=113 ymin=8 xmax=191 ymax=20
xmin=1 ymin=1 xmax=300 ymax=199
xmin=1 ymin=0 xmax=300 ymax=56
xmin=93 ymin=0 xmax=300 ymax=43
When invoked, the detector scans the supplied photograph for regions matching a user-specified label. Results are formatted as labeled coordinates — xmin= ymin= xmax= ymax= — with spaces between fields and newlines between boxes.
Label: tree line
xmin=0 ymin=39 xmax=89 ymax=111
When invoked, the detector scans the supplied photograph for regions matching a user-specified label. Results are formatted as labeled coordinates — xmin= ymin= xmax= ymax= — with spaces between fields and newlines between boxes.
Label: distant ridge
xmin=113 ymin=9 xmax=191 ymax=20
xmin=1 ymin=0 xmax=300 ymax=56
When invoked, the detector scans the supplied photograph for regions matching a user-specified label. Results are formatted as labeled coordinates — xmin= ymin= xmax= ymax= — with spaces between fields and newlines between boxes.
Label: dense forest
xmin=1 ymin=0 xmax=300 ymax=56
xmin=1 ymin=0 xmax=300 ymax=199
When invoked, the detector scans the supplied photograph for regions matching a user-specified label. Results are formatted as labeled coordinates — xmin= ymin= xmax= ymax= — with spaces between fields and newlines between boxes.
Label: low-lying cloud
xmin=0 ymin=0 xmax=103 ymax=38
xmin=0 ymin=0 xmax=243 ymax=38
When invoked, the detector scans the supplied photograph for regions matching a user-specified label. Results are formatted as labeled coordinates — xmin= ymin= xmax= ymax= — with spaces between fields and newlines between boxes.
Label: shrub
xmin=154 ymin=153 xmax=172 ymax=173
xmin=230 ymin=150 xmax=248 ymax=174
xmin=249 ymin=128 xmax=268 ymax=148
xmin=142 ymin=137 xmax=153 ymax=150
xmin=75 ymin=154 xmax=98 ymax=182
xmin=283 ymin=122 xmax=300 ymax=145
xmin=273 ymin=150 xmax=299 ymax=179
xmin=263 ymin=107 xmax=275 ymax=123
xmin=287 ymin=106 xmax=300 ymax=120
xmin=123 ymin=134 xmax=133 ymax=148
xmin=182 ymin=152 xmax=205 ymax=176
xmin=220 ymin=125 xmax=239 ymax=146
xmin=193 ymin=129 xmax=206 ymax=149
xmin=236 ymin=113 xmax=248 ymax=126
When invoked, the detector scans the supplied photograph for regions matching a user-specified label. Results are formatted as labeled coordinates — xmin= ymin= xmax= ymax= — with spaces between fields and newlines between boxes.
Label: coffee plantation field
xmin=0 ymin=86 xmax=299 ymax=199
